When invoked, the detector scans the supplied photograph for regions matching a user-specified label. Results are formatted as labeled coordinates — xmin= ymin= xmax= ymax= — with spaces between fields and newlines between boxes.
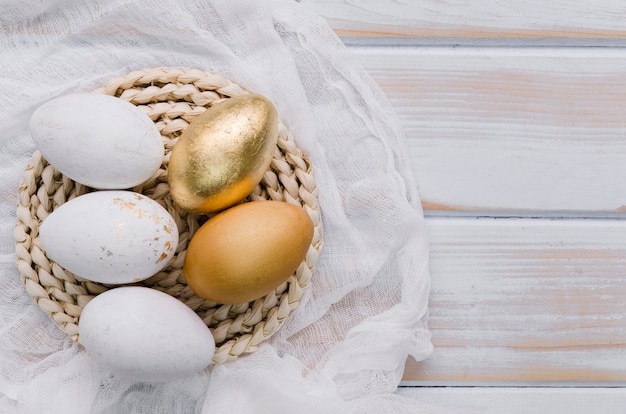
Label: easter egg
xmin=167 ymin=94 xmax=278 ymax=213
xmin=183 ymin=200 xmax=314 ymax=304
xmin=39 ymin=190 xmax=178 ymax=284
xmin=29 ymin=93 xmax=163 ymax=189
xmin=79 ymin=286 xmax=215 ymax=382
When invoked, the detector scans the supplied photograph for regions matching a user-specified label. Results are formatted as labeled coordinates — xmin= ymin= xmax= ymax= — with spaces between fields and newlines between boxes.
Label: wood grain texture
xmin=301 ymin=0 xmax=626 ymax=41
xmin=396 ymin=387 xmax=626 ymax=413
xmin=302 ymin=0 xmax=626 ymax=401
xmin=351 ymin=47 xmax=626 ymax=216
xmin=402 ymin=217 xmax=626 ymax=384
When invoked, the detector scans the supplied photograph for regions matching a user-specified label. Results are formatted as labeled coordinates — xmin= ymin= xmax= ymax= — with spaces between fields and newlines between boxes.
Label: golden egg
xmin=183 ymin=200 xmax=314 ymax=304
xmin=168 ymin=94 xmax=279 ymax=213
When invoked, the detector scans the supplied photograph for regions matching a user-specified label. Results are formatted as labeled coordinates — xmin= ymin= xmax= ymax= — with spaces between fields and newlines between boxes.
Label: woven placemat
xmin=14 ymin=67 xmax=322 ymax=364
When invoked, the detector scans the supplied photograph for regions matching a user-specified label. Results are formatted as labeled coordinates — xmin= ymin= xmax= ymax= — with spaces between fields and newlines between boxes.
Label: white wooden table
xmin=302 ymin=1 xmax=626 ymax=412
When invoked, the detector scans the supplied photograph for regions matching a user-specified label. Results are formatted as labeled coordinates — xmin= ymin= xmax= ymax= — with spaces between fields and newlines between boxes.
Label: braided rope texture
xmin=14 ymin=67 xmax=322 ymax=364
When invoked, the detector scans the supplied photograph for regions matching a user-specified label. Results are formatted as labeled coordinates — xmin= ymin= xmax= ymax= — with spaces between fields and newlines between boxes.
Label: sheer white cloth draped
xmin=0 ymin=0 xmax=437 ymax=412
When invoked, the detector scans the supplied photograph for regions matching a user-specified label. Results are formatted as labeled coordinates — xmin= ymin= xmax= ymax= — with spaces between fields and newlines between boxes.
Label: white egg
xmin=39 ymin=190 xmax=178 ymax=284
xmin=79 ymin=286 xmax=215 ymax=382
xmin=29 ymin=93 xmax=163 ymax=189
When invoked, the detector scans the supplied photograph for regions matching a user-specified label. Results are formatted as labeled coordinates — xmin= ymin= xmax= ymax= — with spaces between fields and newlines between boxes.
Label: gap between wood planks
xmin=398 ymin=384 xmax=626 ymax=388
xmin=342 ymin=36 xmax=626 ymax=48
xmin=398 ymin=381 xmax=626 ymax=388
xmin=421 ymin=208 xmax=626 ymax=220
xmin=420 ymin=200 xmax=626 ymax=220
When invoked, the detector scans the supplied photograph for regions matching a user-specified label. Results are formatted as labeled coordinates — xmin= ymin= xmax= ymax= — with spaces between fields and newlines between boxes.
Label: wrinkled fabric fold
xmin=0 ymin=0 xmax=436 ymax=412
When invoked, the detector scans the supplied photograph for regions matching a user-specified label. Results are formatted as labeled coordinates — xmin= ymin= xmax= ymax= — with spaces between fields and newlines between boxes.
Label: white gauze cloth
xmin=0 ymin=0 xmax=438 ymax=412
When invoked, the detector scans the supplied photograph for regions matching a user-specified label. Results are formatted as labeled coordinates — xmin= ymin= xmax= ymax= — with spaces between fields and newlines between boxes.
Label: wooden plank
xmin=395 ymin=387 xmax=626 ymax=413
xmin=402 ymin=217 xmax=626 ymax=384
xmin=351 ymin=47 xmax=626 ymax=215
xmin=301 ymin=0 xmax=626 ymax=41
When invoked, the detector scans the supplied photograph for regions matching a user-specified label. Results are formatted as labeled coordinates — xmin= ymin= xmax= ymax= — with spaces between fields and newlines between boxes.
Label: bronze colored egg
xmin=183 ymin=200 xmax=314 ymax=305
xmin=168 ymin=94 xmax=279 ymax=213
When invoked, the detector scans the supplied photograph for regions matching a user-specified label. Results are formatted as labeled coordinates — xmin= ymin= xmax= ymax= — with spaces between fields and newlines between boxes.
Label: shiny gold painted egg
xmin=183 ymin=200 xmax=314 ymax=305
xmin=168 ymin=94 xmax=279 ymax=213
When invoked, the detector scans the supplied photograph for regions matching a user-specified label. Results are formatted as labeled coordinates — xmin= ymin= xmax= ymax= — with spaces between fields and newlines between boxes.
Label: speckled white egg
xmin=79 ymin=286 xmax=215 ymax=382
xmin=39 ymin=190 xmax=178 ymax=284
xmin=29 ymin=93 xmax=163 ymax=189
